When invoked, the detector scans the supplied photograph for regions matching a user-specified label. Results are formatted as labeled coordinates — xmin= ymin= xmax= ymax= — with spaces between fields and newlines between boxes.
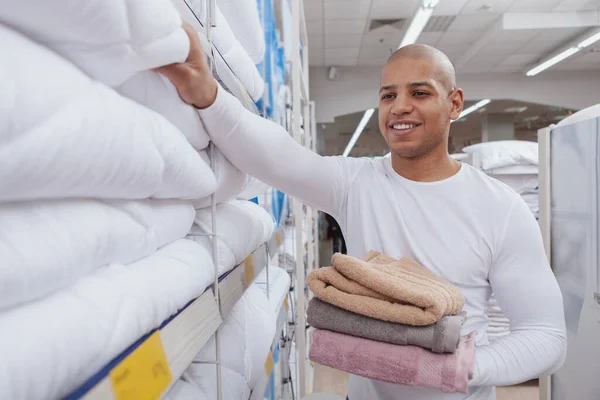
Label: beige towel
xmin=307 ymin=251 xmax=464 ymax=326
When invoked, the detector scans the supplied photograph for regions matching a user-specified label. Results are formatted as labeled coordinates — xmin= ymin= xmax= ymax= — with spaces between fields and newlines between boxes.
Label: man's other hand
xmin=156 ymin=20 xmax=218 ymax=109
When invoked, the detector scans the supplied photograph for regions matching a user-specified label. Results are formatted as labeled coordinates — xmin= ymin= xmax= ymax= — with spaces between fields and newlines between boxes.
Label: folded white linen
xmin=0 ymin=0 xmax=189 ymax=87
xmin=237 ymin=176 xmax=271 ymax=200
xmin=489 ymin=174 xmax=538 ymax=195
xmin=217 ymin=0 xmax=265 ymax=63
xmin=0 ymin=24 xmax=215 ymax=202
xmin=462 ymin=140 xmax=538 ymax=170
xmin=190 ymin=200 xmax=275 ymax=276
xmin=163 ymin=379 xmax=209 ymax=400
xmin=117 ymin=71 xmax=210 ymax=150
xmin=0 ymin=239 xmax=215 ymax=400
xmin=193 ymin=148 xmax=248 ymax=209
xmin=0 ymin=198 xmax=194 ymax=310
xmin=185 ymin=0 xmax=265 ymax=101
xmin=189 ymin=266 xmax=290 ymax=399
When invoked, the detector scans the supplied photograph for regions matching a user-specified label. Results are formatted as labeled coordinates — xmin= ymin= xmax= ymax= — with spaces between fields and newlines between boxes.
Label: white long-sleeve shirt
xmin=198 ymin=86 xmax=567 ymax=400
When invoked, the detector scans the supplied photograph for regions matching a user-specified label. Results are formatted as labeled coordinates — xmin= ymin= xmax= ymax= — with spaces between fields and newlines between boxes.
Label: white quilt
xmin=188 ymin=266 xmax=290 ymax=399
xmin=0 ymin=0 xmax=188 ymax=87
xmin=217 ymin=0 xmax=265 ymax=64
xmin=0 ymin=24 xmax=216 ymax=202
xmin=194 ymin=148 xmax=248 ymax=209
xmin=0 ymin=239 xmax=215 ymax=400
xmin=184 ymin=0 xmax=265 ymax=101
xmin=117 ymin=71 xmax=210 ymax=150
xmin=0 ymin=199 xmax=194 ymax=310
xmin=191 ymin=200 xmax=275 ymax=276
xmin=163 ymin=379 xmax=209 ymax=400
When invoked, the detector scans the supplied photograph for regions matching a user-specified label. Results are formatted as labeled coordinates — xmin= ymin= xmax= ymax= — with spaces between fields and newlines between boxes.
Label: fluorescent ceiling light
xmin=578 ymin=31 xmax=600 ymax=48
xmin=452 ymin=99 xmax=491 ymax=123
xmin=342 ymin=108 xmax=375 ymax=157
xmin=398 ymin=0 xmax=440 ymax=48
xmin=526 ymin=47 xmax=580 ymax=76
xmin=526 ymin=29 xmax=600 ymax=76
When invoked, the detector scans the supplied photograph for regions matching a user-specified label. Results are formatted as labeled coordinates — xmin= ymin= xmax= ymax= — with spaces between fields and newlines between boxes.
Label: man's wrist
xmin=192 ymin=77 xmax=218 ymax=110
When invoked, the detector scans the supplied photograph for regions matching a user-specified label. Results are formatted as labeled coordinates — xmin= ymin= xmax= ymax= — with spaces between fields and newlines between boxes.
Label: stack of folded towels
xmin=306 ymin=251 xmax=476 ymax=394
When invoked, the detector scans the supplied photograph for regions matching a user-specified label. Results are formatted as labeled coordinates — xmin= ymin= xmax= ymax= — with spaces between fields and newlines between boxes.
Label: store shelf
xmin=171 ymin=0 xmax=260 ymax=114
xmin=66 ymin=240 xmax=272 ymax=400
xmin=218 ymin=242 xmax=269 ymax=318
xmin=67 ymin=289 xmax=222 ymax=400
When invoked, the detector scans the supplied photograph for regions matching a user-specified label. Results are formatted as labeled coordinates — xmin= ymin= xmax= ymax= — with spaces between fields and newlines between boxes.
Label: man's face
xmin=378 ymin=57 xmax=461 ymax=159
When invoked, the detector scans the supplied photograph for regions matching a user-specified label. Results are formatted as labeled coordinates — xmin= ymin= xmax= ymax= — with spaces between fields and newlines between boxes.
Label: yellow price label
xmin=244 ymin=255 xmax=255 ymax=286
xmin=275 ymin=232 xmax=281 ymax=248
xmin=264 ymin=352 xmax=275 ymax=376
xmin=109 ymin=331 xmax=172 ymax=400
xmin=284 ymin=296 xmax=289 ymax=312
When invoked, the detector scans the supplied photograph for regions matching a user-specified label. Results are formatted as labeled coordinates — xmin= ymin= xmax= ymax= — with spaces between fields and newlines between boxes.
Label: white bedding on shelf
xmin=0 ymin=239 xmax=215 ymax=400
xmin=194 ymin=148 xmax=248 ymax=209
xmin=188 ymin=266 xmax=290 ymax=399
xmin=462 ymin=140 xmax=538 ymax=171
xmin=185 ymin=0 xmax=265 ymax=101
xmin=117 ymin=71 xmax=210 ymax=150
xmin=216 ymin=0 xmax=265 ymax=64
xmin=0 ymin=0 xmax=189 ymax=87
xmin=191 ymin=200 xmax=275 ymax=276
xmin=163 ymin=379 xmax=209 ymax=400
xmin=0 ymin=199 xmax=194 ymax=310
xmin=489 ymin=174 xmax=538 ymax=195
xmin=0 ymin=24 xmax=215 ymax=202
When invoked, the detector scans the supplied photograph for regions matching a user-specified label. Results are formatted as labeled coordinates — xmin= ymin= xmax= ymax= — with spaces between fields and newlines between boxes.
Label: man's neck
xmin=390 ymin=149 xmax=461 ymax=182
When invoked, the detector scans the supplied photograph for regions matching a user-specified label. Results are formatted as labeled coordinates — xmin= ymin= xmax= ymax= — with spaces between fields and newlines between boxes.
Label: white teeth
xmin=392 ymin=124 xmax=416 ymax=130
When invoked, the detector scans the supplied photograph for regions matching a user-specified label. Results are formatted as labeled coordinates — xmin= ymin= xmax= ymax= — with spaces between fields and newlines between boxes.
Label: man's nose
xmin=391 ymin=95 xmax=413 ymax=116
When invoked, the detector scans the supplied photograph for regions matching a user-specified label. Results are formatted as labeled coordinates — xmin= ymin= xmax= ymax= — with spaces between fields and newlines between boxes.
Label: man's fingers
xmin=181 ymin=20 xmax=204 ymax=62
xmin=155 ymin=63 xmax=189 ymax=87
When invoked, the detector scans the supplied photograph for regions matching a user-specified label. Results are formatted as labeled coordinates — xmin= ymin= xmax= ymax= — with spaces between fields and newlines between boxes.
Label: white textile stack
xmin=186 ymin=266 xmax=291 ymax=400
xmin=0 ymin=0 xmax=224 ymax=397
xmin=462 ymin=140 xmax=539 ymax=342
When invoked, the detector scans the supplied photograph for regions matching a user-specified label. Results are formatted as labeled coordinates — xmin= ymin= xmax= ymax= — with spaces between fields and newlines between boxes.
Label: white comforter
xmin=0 ymin=24 xmax=215 ymax=202
xmin=0 ymin=0 xmax=188 ymax=87
xmin=0 ymin=199 xmax=194 ymax=310
xmin=188 ymin=266 xmax=290 ymax=399
xmin=194 ymin=148 xmax=248 ymax=209
xmin=191 ymin=200 xmax=275 ymax=276
xmin=0 ymin=0 xmax=211 ymax=150
xmin=183 ymin=0 xmax=265 ymax=101
xmin=217 ymin=0 xmax=265 ymax=64
xmin=0 ymin=239 xmax=215 ymax=400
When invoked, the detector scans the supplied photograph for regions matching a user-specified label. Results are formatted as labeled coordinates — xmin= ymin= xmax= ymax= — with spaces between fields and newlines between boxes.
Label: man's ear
xmin=449 ymin=88 xmax=465 ymax=121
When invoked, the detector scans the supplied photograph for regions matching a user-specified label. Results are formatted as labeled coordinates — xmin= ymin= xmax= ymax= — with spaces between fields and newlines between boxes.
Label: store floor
xmin=312 ymin=364 xmax=539 ymax=400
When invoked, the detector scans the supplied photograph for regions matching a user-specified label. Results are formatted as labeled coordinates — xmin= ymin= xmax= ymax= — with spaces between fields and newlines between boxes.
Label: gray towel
xmin=307 ymin=297 xmax=466 ymax=354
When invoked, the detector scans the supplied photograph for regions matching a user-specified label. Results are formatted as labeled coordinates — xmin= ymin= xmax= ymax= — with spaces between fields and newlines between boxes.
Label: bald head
xmin=387 ymin=44 xmax=456 ymax=92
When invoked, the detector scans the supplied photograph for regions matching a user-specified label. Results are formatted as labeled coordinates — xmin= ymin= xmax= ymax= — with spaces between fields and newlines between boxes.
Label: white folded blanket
xmin=0 ymin=0 xmax=189 ymax=87
xmin=184 ymin=0 xmax=265 ymax=101
xmin=0 ymin=239 xmax=215 ymax=400
xmin=189 ymin=266 xmax=290 ymax=399
xmin=190 ymin=200 xmax=275 ymax=276
xmin=117 ymin=71 xmax=210 ymax=150
xmin=0 ymin=24 xmax=216 ymax=202
xmin=217 ymin=0 xmax=265 ymax=63
xmin=0 ymin=199 xmax=194 ymax=310
xmin=194 ymin=148 xmax=248 ymax=209
xmin=163 ymin=379 xmax=209 ymax=400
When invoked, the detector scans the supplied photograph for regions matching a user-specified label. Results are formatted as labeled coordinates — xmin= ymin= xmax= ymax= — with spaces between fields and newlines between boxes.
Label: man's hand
xmin=156 ymin=21 xmax=218 ymax=109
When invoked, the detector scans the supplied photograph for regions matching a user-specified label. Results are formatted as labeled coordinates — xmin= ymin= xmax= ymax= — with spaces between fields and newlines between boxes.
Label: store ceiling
xmin=304 ymin=0 xmax=600 ymax=74
xmin=320 ymin=99 xmax=575 ymax=157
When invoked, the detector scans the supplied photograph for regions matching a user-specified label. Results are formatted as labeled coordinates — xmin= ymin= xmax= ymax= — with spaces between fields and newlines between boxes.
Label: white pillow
xmin=462 ymin=140 xmax=538 ymax=170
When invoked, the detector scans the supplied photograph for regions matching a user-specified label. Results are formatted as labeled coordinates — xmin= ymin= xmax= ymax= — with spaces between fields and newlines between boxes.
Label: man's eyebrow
xmin=379 ymin=84 xmax=396 ymax=93
xmin=408 ymin=81 xmax=435 ymax=89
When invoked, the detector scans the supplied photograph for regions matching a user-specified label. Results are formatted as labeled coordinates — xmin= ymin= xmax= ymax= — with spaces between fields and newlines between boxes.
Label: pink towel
xmin=309 ymin=329 xmax=477 ymax=394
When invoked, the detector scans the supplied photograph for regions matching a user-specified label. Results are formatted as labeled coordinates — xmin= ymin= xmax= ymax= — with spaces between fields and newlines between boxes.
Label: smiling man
xmin=159 ymin=22 xmax=567 ymax=400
